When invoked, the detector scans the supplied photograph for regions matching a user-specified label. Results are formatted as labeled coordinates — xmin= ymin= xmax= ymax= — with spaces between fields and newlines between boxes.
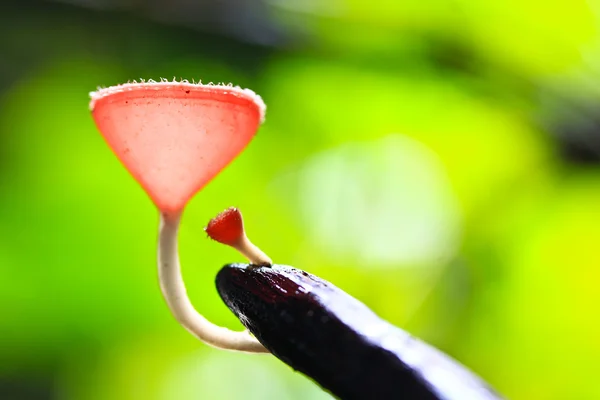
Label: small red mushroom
xmin=205 ymin=207 xmax=272 ymax=266
xmin=89 ymin=79 xmax=268 ymax=353
xmin=205 ymin=207 xmax=244 ymax=246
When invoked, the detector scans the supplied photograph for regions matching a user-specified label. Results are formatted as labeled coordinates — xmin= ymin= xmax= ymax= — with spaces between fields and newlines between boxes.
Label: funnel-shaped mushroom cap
xmin=90 ymin=81 xmax=265 ymax=212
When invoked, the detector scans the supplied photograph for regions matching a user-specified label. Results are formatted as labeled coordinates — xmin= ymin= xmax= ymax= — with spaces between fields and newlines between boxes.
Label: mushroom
xmin=89 ymin=79 xmax=268 ymax=353
xmin=205 ymin=207 xmax=272 ymax=266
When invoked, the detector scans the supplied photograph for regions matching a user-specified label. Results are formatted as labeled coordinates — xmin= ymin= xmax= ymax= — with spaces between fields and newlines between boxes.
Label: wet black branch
xmin=216 ymin=263 xmax=502 ymax=400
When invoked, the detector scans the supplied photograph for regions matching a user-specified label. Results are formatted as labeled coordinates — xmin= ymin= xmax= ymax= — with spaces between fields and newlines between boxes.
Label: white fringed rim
xmin=89 ymin=79 xmax=266 ymax=123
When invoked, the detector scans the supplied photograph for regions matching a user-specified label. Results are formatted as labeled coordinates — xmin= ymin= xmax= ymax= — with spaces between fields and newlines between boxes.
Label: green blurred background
xmin=1 ymin=0 xmax=600 ymax=399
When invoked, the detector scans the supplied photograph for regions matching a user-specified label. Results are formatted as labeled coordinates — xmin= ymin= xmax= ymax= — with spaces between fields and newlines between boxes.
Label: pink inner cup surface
xmin=90 ymin=83 xmax=263 ymax=212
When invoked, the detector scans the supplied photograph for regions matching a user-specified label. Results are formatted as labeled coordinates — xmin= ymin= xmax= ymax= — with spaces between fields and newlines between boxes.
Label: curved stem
xmin=157 ymin=211 xmax=268 ymax=353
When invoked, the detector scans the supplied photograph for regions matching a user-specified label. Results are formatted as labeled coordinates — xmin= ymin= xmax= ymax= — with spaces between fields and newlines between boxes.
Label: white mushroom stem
xmin=157 ymin=211 xmax=268 ymax=353
xmin=233 ymin=234 xmax=273 ymax=266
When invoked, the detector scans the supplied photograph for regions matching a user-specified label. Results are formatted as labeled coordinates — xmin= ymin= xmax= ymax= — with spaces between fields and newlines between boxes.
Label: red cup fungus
xmin=90 ymin=79 xmax=265 ymax=213
xmin=89 ymin=79 xmax=269 ymax=353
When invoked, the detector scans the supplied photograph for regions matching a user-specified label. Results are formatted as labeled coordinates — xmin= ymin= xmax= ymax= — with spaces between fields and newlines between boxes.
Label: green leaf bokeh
xmin=1 ymin=1 xmax=600 ymax=399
